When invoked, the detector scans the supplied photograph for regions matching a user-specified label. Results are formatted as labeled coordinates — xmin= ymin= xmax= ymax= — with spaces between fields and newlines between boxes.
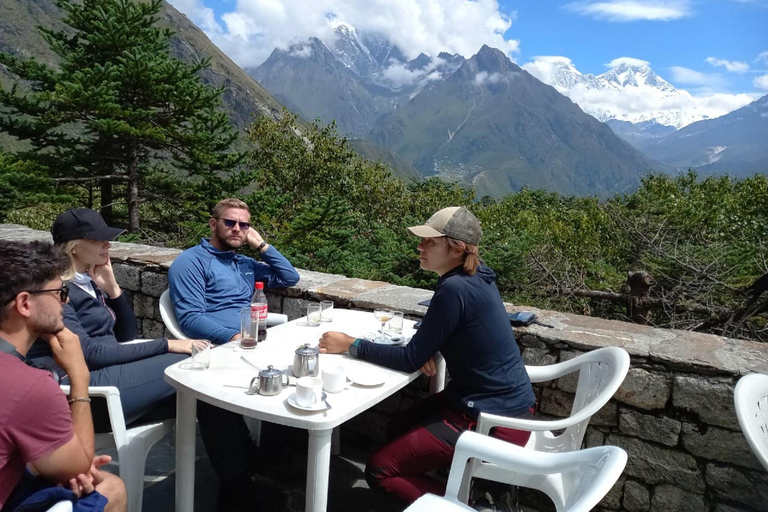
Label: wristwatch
xmin=255 ymin=241 xmax=267 ymax=253
xmin=349 ymin=339 xmax=362 ymax=357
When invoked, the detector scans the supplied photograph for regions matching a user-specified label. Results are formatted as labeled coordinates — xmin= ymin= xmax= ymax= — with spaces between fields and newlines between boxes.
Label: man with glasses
xmin=0 ymin=241 xmax=126 ymax=512
xmin=169 ymin=198 xmax=300 ymax=344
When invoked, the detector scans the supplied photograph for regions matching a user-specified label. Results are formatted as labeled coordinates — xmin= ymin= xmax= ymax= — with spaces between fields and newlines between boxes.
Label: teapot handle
xmin=249 ymin=376 xmax=260 ymax=393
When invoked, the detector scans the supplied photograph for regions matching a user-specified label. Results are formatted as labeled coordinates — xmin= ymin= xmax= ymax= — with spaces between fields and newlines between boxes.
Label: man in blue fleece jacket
xmin=168 ymin=198 xmax=300 ymax=344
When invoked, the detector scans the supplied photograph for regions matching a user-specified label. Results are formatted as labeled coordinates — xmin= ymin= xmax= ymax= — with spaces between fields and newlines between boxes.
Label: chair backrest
xmin=445 ymin=432 xmax=627 ymax=512
xmin=526 ymin=346 xmax=630 ymax=452
xmin=47 ymin=500 xmax=74 ymax=512
xmin=159 ymin=289 xmax=189 ymax=340
xmin=734 ymin=373 xmax=768 ymax=471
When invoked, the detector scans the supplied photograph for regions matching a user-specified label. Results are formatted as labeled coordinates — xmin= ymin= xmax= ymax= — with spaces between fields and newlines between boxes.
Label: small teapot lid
xmin=295 ymin=343 xmax=319 ymax=355
xmin=259 ymin=365 xmax=283 ymax=378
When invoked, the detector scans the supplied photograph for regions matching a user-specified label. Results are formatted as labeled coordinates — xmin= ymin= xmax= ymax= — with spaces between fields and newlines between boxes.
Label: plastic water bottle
xmin=251 ymin=282 xmax=268 ymax=342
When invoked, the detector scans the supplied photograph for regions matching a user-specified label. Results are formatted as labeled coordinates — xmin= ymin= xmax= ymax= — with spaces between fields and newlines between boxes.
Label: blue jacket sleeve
xmin=168 ymin=251 xmax=238 ymax=344
xmin=357 ymin=279 xmax=463 ymax=373
xmin=63 ymin=302 xmax=168 ymax=370
xmin=252 ymin=246 xmax=300 ymax=288
xmin=104 ymin=292 xmax=139 ymax=342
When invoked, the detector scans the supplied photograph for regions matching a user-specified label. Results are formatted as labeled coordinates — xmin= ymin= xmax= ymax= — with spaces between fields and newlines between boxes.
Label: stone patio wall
xmin=2 ymin=224 xmax=767 ymax=512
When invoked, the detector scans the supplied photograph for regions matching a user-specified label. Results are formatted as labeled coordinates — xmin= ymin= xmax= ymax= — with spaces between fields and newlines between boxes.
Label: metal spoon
xmin=240 ymin=356 xmax=261 ymax=372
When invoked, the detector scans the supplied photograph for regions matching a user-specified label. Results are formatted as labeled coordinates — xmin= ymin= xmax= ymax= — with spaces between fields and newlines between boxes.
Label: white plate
xmin=286 ymin=392 xmax=329 ymax=412
xmin=348 ymin=369 xmax=386 ymax=387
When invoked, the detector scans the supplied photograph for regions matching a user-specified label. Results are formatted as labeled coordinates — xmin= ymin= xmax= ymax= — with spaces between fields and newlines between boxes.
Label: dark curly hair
xmin=0 ymin=241 xmax=70 ymax=322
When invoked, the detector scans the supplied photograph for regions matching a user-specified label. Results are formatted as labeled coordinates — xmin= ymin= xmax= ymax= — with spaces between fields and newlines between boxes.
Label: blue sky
xmin=169 ymin=0 xmax=768 ymax=118
xmin=501 ymin=1 xmax=767 ymax=95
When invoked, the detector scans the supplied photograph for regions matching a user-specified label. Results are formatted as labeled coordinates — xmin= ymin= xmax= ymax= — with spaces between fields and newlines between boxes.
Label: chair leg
xmin=118 ymin=446 xmax=150 ymax=512
xmin=245 ymin=417 xmax=262 ymax=447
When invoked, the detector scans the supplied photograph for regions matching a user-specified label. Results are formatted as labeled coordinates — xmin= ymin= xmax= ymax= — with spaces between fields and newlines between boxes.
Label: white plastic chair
xmin=405 ymin=431 xmax=627 ymax=512
xmin=734 ymin=373 xmax=768 ymax=471
xmin=61 ymin=385 xmax=174 ymax=512
xmin=47 ymin=501 xmax=74 ymax=512
xmin=459 ymin=346 xmax=629 ymax=500
xmin=159 ymin=289 xmax=288 ymax=340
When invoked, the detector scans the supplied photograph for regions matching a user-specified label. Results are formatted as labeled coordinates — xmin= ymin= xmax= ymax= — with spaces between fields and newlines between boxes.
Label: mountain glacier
xmin=524 ymin=58 xmax=710 ymax=129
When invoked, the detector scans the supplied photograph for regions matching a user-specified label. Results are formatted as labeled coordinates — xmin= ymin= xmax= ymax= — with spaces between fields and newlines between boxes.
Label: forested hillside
xmin=1 ymin=0 xmax=766 ymax=343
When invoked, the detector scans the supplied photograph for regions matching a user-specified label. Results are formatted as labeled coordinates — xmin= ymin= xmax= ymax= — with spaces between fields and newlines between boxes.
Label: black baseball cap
xmin=52 ymin=208 xmax=126 ymax=244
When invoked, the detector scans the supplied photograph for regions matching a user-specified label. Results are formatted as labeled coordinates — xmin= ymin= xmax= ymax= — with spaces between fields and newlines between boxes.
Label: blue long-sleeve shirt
xmin=168 ymin=238 xmax=300 ymax=344
xmin=357 ymin=264 xmax=535 ymax=418
xmin=29 ymin=284 xmax=168 ymax=373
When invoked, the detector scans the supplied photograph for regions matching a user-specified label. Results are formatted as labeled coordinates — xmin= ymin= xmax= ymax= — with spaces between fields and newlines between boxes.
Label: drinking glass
xmin=373 ymin=309 xmax=394 ymax=334
xmin=307 ymin=303 xmax=322 ymax=326
xmin=187 ymin=340 xmax=211 ymax=370
xmin=320 ymin=300 xmax=334 ymax=322
xmin=388 ymin=311 xmax=404 ymax=334
xmin=239 ymin=308 xmax=258 ymax=349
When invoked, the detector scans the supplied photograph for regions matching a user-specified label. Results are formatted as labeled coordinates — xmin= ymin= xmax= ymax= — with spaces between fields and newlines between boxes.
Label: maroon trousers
xmin=365 ymin=391 xmax=533 ymax=503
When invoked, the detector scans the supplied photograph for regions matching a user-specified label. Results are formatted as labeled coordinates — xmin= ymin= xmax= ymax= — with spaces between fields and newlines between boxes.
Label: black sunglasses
xmin=27 ymin=285 xmax=69 ymax=303
xmin=219 ymin=218 xmax=251 ymax=230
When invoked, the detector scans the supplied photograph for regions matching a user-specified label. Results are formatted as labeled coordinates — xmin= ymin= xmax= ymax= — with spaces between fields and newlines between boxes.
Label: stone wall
xmin=2 ymin=224 xmax=767 ymax=512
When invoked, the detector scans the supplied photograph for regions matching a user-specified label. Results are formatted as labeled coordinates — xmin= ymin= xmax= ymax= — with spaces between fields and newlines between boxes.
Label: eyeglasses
xmin=27 ymin=285 xmax=69 ymax=303
xmin=219 ymin=218 xmax=251 ymax=231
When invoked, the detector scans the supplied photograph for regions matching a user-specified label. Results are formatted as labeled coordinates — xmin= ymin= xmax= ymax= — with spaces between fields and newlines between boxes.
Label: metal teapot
xmin=293 ymin=343 xmax=320 ymax=378
xmin=248 ymin=365 xmax=289 ymax=396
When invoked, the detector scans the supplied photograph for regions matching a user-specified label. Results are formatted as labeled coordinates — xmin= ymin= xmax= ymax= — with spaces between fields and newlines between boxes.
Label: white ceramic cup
xmin=322 ymin=364 xmax=347 ymax=393
xmin=296 ymin=376 xmax=323 ymax=407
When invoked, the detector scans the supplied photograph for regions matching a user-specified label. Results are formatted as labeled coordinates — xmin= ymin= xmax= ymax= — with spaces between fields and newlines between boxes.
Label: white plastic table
xmin=164 ymin=308 xmax=423 ymax=512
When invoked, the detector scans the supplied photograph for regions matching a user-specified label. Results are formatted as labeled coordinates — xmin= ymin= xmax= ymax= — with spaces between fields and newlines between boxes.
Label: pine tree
xmin=0 ymin=0 xmax=246 ymax=231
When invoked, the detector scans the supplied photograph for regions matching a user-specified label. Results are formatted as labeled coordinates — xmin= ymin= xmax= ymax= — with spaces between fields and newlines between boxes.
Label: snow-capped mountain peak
xmin=524 ymin=57 xmax=707 ymax=129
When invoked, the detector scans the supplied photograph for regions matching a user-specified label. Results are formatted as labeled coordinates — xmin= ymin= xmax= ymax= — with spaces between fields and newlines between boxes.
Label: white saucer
xmin=348 ymin=369 xmax=386 ymax=387
xmin=286 ymin=392 xmax=329 ymax=411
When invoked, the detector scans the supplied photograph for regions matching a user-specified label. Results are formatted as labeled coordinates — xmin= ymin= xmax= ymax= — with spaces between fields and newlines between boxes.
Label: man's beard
xmin=213 ymin=231 xmax=244 ymax=251
xmin=31 ymin=311 xmax=64 ymax=336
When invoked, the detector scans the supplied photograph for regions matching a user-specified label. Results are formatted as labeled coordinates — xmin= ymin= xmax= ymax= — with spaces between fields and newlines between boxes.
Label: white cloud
xmin=756 ymin=51 xmax=768 ymax=65
xmin=669 ymin=66 xmax=712 ymax=85
xmin=289 ymin=45 xmax=313 ymax=58
xmin=474 ymin=71 xmax=499 ymax=86
xmin=565 ymin=1 xmax=691 ymax=22
xmin=705 ymin=57 xmax=749 ymax=73
xmin=754 ymin=74 xmax=768 ymax=91
xmin=607 ymin=57 xmax=650 ymax=67
xmin=168 ymin=0 xmax=519 ymax=69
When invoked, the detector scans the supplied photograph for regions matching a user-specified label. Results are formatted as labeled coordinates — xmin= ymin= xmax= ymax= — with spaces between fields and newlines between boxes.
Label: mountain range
xmin=251 ymin=27 xmax=655 ymax=197
xmin=2 ymin=2 xmax=765 ymax=199
xmin=638 ymin=94 xmax=768 ymax=177
xmin=528 ymin=58 xmax=708 ymax=130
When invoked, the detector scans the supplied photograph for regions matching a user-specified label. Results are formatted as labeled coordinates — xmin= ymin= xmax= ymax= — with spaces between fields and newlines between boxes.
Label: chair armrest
xmin=476 ymin=411 xmax=586 ymax=435
xmin=121 ymin=339 xmax=156 ymax=345
xmin=61 ymin=385 xmax=127 ymax=438
xmin=60 ymin=384 xmax=121 ymax=397
xmin=266 ymin=313 xmax=288 ymax=327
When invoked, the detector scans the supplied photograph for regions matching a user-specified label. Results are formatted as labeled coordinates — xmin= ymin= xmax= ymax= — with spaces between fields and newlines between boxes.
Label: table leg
xmin=175 ymin=391 xmax=197 ymax=512
xmin=305 ymin=429 xmax=333 ymax=512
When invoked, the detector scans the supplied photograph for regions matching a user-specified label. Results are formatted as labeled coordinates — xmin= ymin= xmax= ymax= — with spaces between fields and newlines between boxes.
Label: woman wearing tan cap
xmin=319 ymin=206 xmax=535 ymax=505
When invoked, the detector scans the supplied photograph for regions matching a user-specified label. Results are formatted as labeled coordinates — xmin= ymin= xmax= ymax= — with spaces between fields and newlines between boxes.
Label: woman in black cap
xmin=29 ymin=208 xmax=278 ymax=512
xmin=319 ymin=206 xmax=535 ymax=506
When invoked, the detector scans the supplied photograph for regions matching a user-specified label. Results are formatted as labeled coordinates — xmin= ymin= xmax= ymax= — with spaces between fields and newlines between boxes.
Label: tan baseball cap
xmin=407 ymin=206 xmax=482 ymax=245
